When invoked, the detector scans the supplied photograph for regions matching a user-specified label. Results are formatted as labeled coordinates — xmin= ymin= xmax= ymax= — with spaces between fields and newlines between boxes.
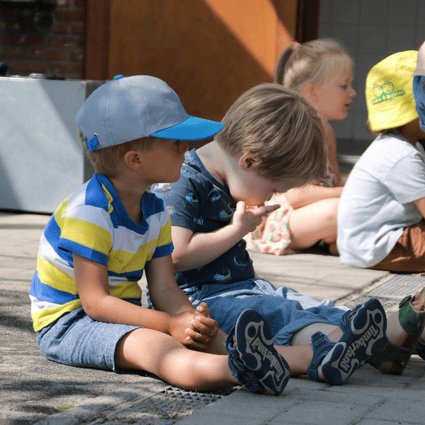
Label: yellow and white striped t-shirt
xmin=30 ymin=173 xmax=173 ymax=332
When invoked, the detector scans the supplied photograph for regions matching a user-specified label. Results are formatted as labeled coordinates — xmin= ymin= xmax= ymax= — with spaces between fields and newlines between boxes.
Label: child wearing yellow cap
xmin=338 ymin=48 xmax=425 ymax=272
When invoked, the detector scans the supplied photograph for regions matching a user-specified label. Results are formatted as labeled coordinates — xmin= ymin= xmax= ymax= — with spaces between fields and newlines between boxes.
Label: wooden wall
xmin=85 ymin=0 xmax=296 ymax=123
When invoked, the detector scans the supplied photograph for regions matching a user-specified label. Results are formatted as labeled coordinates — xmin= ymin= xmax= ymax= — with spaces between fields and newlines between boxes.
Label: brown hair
xmin=274 ymin=39 xmax=353 ymax=92
xmin=215 ymin=83 xmax=326 ymax=187
xmin=366 ymin=119 xmax=405 ymax=137
xmin=79 ymin=131 xmax=156 ymax=177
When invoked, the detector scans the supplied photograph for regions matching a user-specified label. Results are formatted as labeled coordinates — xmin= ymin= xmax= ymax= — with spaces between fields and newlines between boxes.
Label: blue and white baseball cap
xmin=76 ymin=75 xmax=224 ymax=151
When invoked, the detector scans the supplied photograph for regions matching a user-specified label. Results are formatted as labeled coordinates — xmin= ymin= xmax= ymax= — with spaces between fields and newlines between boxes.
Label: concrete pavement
xmin=2 ymin=211 xmax=425 ymax=425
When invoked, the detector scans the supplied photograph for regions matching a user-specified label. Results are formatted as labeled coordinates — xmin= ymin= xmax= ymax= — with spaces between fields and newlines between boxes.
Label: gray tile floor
xmin=2 ymin=211 xmax=425 ymax=425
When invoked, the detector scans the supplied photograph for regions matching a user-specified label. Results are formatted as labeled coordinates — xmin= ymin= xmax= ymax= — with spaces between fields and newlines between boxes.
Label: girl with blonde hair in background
xmin=245 ymin=38 xmax=356 ymax=256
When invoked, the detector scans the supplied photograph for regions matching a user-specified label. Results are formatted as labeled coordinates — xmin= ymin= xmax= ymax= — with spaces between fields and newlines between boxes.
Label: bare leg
xmin=287 ymin=198 xmax=339 ymax=250
xmin=207 ymin=329 xmax=228 ymax=355
xmin=292 ymin=293 xmax=425 ymax=349
xmin=274 ymin=343 xmax=312 ymax=376
xmin=115 ymin=328 xmax=238 ymax=392
xmin=290 ymin=292 xmax=425 ymax=377
xmin=274 ymin=342 xmax=336 ymax=381
xmin=288 ymin=324 xmax=344 ymax=381
xmin=291 ymin=323 xmax=339 ymax=346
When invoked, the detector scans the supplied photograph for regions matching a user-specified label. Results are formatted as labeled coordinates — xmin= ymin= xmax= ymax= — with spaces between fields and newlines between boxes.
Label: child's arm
xmin=171 ymin=202 xmax=279 ymax=271
xmin=74 ymin=253 xmax=216 ymax=350
xmin=146 ymin=254 xmax=219 ymax=347
xmin=146 ymin=255 xmax=198 ymax=314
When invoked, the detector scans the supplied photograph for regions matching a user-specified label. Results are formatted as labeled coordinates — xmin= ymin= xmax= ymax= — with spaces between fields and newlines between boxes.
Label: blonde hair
xmin=215 ymin=83 xmax=326 ymax=187
xmin=79 ymin=131 xmax=156 ymax=177
xmin=274 ymin=39 xmax=353 ymax=92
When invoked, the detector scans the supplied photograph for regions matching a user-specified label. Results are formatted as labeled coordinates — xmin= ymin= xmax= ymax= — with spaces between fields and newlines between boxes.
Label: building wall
xmin=318 ymin=0 xmax=425 ymax=148
xmin=0 ymin=0 xmax=85 ymax=79
xmin=0 ymin=0 xmax=295 ymax=124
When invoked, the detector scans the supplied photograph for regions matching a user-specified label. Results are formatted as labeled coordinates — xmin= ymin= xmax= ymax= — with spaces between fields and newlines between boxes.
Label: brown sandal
xmin=367 ymin=288 xmax=425 ymax=375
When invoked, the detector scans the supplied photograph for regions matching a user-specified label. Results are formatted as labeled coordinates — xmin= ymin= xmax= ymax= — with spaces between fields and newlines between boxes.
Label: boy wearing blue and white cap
xmin=29 ymin=75 xmax=291 ymax=395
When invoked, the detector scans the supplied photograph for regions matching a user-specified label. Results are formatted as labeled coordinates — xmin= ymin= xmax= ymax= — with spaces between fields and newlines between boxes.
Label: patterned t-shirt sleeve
xmin=154 ymin=167 xmax=200 ymax=233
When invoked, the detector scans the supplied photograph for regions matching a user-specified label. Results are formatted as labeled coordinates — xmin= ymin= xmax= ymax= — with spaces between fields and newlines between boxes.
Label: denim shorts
xmin=183 ymin=279 xmax=349 ymax=346
xmin=414 ymin=75 xmax=425 ymax=131
xmin=36 ymin=300 xmax=141 ymax=371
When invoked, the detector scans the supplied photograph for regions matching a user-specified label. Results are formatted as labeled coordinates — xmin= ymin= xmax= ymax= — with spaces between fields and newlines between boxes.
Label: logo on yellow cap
xmin=371 ymin=80 xmax=405 ymax=105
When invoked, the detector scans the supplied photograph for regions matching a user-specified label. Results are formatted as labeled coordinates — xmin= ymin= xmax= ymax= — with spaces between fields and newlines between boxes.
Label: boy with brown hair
xmin=29 ymin=75 xmax=292 ymax=395
xmin=153 ymin=83 xmax=390 ymax=385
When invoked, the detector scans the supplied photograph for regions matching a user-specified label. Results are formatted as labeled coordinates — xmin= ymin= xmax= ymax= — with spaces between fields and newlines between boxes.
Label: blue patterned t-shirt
xmin=152 ymin=149 xmax=255 ymax=289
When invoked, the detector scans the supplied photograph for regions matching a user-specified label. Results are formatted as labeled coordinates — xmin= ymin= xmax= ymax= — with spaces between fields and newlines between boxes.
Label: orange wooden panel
xmin=271 ymin=0 xmax=297 ymax=40
xmin=104 ymin=0 xmax=296 ymax=123
xmin=203 ymin=0 xmax=293 ymax=76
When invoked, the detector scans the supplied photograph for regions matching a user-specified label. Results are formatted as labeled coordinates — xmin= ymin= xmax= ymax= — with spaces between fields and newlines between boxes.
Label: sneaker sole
xmin=235 ymin=309 xmax=290 ymax=395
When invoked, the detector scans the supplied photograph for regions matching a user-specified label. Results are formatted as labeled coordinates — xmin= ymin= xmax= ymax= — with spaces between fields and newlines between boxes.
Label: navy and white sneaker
xmin=308 ymin=298 xmax=387 ymax=385
xmin=226 ymin=309 xmax=290 ymax=396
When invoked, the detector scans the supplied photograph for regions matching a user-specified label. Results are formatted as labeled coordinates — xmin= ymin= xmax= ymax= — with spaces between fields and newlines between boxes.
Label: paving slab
xmin=249 ymin=251 xmax=389 ymax=302
xmin=176 ymin=358 xmax=425 ymax=425
xmin=2 ymin=211 xmax=425 ymax=425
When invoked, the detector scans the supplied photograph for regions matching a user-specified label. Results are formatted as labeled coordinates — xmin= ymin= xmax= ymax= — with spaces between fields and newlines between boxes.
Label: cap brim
xmin=150 ymin=116 xmax=224 ymax=141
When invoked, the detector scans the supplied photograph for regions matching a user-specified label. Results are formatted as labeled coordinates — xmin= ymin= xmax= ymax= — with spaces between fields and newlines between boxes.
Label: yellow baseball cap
xmin=366 ymin=51 xmax=418 ymax=132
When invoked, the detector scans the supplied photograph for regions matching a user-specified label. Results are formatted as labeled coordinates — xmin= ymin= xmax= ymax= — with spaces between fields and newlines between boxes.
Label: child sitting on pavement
xmin=29 ymin=75 xmax=292 ymax=396
xmin=245 ymin=39 xmax=355 ymax=256
xmin=337 ymin=47 xmax=425 ymax=372
xmin=152 ymin=82 xmax=403 ymax=384
xmin=338 ymin=48 xmax=425 ymax=273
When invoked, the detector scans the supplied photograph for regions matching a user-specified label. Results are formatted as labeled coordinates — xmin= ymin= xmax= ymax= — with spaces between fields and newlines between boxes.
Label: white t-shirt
xmin=338 ymin=134 xmax=425 ymax=268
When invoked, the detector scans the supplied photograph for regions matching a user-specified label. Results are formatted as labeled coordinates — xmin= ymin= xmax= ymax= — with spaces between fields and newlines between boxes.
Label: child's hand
xmin=185 ymin=302 xmax=219 ymax=347
xmin=169 ymin=309 xmax=218 ymax=350
xmin=231 ymin=201 xmax=280 ymax=236
xmin=195 ymin=302 xmax=211 ymax=318
xmin=185 ymin=312 xmax=219 ymax=350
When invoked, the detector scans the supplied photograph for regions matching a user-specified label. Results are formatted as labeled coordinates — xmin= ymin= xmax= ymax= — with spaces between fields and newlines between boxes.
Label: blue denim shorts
xmin=414 ymin=76 xmax=425 ymax=131
xmin=183 ymin=279 xmax=349 ymax=346
xmin=36 ymin=300 xmax=141 ymax=371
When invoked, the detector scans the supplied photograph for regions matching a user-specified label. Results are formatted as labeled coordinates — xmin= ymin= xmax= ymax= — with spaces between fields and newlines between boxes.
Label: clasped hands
xmin=169 ymin=302 xmax=219 ymax=351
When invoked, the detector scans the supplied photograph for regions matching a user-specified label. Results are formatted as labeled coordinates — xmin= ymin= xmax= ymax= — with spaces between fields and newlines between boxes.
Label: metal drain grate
xmin=337 ymin=274 xmax=425 ymax=310
xmin=165 ymin=385 xmax=235 ymax=400
xmin=85 ymin=386 xmax=236 ymax=424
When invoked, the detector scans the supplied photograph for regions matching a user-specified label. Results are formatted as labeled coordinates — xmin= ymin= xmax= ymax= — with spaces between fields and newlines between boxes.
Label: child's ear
xmin=239 ymin=152 xmax=259 ymax=171
xmin=123 ymin=149 xmax=142 ymax=170
xmin=301 ymin=82 xmax=319 ymax=103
